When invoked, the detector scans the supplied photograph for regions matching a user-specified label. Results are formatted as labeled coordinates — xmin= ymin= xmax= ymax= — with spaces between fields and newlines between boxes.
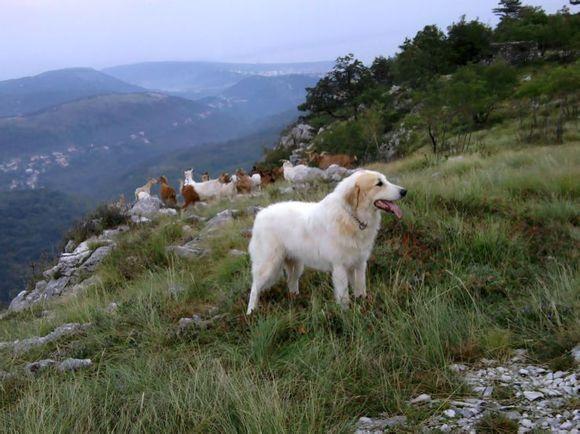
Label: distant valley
xmin=0 ymin=60 xmax=329 ymax=303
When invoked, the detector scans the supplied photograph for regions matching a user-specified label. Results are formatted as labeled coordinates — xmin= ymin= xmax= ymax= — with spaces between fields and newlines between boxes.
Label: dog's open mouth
xmin=374 ymin=200 xmax=403 ymax=219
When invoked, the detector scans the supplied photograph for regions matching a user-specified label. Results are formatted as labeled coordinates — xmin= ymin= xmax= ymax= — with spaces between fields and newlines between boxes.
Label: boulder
xmin=128 ymin=196 xmax=163 ymax=219
xmin=203 ymin=209 xmax=237 ymax=233
xmin=279 ymin=123 xmax=314 ymax=148
xmin=0 ymin=322 xmax=90 ymax=354
xmin=166 ymin=241 xmax=207 ymax=259
xmin=57 ymin=358 xmax=92 ymax=372
xmin=25 ymin=359 xmax=56 ymax=375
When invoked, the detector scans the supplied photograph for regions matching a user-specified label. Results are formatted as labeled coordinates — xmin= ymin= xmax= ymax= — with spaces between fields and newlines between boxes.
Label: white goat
xmin=183 ymin=169 xmax=235 ymax=200
xmin=134 ymin=178 xmax=157 ymax=200
xmin=250 ymin=173 xmax=261 ymax=191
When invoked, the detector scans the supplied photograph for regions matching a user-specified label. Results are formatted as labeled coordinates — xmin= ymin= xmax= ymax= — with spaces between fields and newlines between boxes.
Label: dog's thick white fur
xmin=246 ymin=169 xmax=406 ymax=314
xmin=184 ymin=169 xmax=235 ymax=200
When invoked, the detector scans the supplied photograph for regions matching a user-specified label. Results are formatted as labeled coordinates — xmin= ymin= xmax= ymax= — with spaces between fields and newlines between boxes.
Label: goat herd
xmin=133 ymin=152 xmax=358 ymax=210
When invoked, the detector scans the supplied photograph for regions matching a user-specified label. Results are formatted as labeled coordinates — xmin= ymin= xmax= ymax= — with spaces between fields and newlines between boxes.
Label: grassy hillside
xmin=0 ymin=126 xmax=577 ymax=431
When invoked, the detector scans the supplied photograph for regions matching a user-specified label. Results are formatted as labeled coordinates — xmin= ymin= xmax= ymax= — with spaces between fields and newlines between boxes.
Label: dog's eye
xmin=376 ymin=180 xmax=383 ymax=187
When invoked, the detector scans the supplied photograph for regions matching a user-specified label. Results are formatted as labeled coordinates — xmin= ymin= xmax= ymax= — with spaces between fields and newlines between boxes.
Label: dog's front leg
xmin=352 ymin=262 xmax=367 ymax=298
xmin=332 ymin=266 xmax=350 ymax=308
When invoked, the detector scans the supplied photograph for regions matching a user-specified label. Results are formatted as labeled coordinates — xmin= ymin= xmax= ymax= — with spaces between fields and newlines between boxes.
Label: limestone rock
xmin=57 ymin=358 xmax=92 ymax=372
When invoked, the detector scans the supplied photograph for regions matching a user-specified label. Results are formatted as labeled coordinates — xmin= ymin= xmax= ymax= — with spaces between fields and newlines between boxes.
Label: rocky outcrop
xmin=358 ymin=350 xmax=579 ymax=433
xmin=379 ymin=123 xmax=414 ymax=162
xmin=25 ymin=358 xmax=92 ymax=375
xmin=128 ymin=195 xmax=179 ymax=223
xmin=491 ymin=41 xmax=541 ymax=66
xmin=280 ymin=123 xmax=314 ymax=149
xmin=9 ymin=226 xmax=128 ymax=312
xmin=166 ymin=207 xmax=263 ymax=260
xmin=0 ymin=323 xmax=91 ymax=354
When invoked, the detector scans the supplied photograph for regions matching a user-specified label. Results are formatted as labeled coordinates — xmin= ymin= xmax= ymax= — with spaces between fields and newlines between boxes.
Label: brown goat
xmin=309 ymin=152 xmax=357 ymax=170
xmin=179 ymin=180 xmax=200 ymax=209
xmin=218 ymin=172 xmax=231 ymax=183
xmin=235 ymin=169 xmax=253 ymax=194
xmin=272 ymin=166 xmax=284 ymax=181
xmin=158 ymin=176 xmax=177 ymax=207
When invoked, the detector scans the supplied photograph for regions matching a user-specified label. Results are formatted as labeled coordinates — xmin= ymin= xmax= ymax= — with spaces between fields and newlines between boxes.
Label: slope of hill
xmin=103 ymin=61 xmax=332 ymax=98
xmin=108 ymin=113 xmax=294 ymax=199
xmin=0 ymin=92 xmax=250 ymax=197
xmin=202 ymin=74 xmax=318 ymax=121
xmin=0 ymin=68 xmax=143 ymax=117
xmin=0 ymin=136 xmax=577 ymax=431
xmin=0 ymin=190 xmax=88 ymax=305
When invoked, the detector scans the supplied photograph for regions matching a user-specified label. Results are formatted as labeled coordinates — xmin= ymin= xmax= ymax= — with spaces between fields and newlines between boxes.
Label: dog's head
xmin=342 ymin=170 xmax=406 ymax=219
xmin=184 ymin=168 xmax=193 ymax=180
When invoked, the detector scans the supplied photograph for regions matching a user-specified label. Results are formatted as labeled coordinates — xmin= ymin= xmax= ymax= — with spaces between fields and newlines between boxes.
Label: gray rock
xmin=64 ymin=240 xmax=77 ymax=253
xmin=130 ymin=215 xmax=151 ymax=224
xmin=8 ymin=290 xmax=31 ymax=311
xmin=571 ymin=345 xmax=580 ymax=365
xmin=443 ymin=409 xmax=456 ymax=418
xmin=182 ymin=211 xmax=205 ymax=224
xmin=279 ymin=123 xmax=314 ymax=148
xmin=168 ymin=284 xmax=186 ymax=297
xmin=128 ymin=196 xmax=163 ymax=219
xmin=204 ymin=209 xmax=237 ymax=232
xmin=67 ymin=275 xmax=101 ymax=297
xmin=105 ymin=302 xmax=118 ymax=314
xmin=244 ymin=206 xmax=263 ymax=217
xmin=356 ymin=415 xmax=407 ymax=432
xmin=166 ymin=241 xmax=207 ymax=259
xmin=77 ymin=245 xmax=113 ymax=276
xmin=25 ymin=359 xmax=56 ymax=374
xmin=0 ymin=370 xmax=14 ymax=382
xmin=410 ymin=393 xmax=431 ymax=404
xmin=0 ymin=323 xmax=90 ymax=354
xmin=57 ymin=358 xmax=92 ymax=372
xmin=228 ymin=249 xmax=246 ymax=257
xmin=44 ymin=276 xmax=70 ymax=297
xmin=158 ymin=208 xmax=178 ymax=217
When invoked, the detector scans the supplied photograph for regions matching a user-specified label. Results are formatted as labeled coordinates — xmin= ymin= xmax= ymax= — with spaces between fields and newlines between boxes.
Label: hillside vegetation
xmin=0 ymin=124 xmax=577 ymax=430
xmin=262 ymin=1 xmax=579 ymax=165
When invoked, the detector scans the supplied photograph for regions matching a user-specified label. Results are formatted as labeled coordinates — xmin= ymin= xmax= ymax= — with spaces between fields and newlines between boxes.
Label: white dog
xmin=246 ymin=169 xmax=406 ymax=314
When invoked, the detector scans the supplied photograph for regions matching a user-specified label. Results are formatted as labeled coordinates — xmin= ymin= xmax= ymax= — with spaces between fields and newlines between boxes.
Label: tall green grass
xmin=0 ymin=143 xmax=578 ymax=432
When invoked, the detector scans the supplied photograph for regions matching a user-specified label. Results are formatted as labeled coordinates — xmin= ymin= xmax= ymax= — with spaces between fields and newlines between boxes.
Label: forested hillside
xmin=263 ymin=1 xmax=579 ymax=166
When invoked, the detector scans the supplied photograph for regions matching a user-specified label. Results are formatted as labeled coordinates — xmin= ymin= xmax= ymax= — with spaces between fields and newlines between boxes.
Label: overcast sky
xmin=0 ymin=0 xmax=571 ymax=80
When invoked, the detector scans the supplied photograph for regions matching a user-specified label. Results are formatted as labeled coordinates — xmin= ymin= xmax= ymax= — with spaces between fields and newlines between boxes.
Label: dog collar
xmin=350 ymin=213 xmax=368 ymax=230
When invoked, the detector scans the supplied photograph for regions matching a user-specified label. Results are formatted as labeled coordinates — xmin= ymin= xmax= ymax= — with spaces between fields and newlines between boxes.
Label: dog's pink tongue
xmin=387 ymin=202 xmax=403 ymax=219
xmin=376 ymin=200 xmax=403 ymax=219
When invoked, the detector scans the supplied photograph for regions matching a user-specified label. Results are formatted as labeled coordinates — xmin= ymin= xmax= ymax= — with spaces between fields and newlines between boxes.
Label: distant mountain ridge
xmin=0 ymin=68 xmax=144 ymax=117
xmin=103 ymin=60 xmax=332 ymax=99
xmin=203 ymin=74 xmax=318 ymax=121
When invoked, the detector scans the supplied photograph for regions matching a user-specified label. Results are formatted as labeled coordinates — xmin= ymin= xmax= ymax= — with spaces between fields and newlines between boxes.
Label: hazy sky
xmin=0 ymin=0 xmax=571 ymax=80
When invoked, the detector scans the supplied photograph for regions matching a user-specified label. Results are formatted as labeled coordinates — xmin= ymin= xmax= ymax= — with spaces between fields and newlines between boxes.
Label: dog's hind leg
xmin=247 ymin=253 xmax=284 ymax=315
xmin=284 ymin=258 xmax=304 ymax=296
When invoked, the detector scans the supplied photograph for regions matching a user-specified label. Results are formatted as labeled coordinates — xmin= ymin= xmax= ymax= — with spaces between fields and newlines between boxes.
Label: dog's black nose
xmin=400 ymin=189 xmax=407 ymax=197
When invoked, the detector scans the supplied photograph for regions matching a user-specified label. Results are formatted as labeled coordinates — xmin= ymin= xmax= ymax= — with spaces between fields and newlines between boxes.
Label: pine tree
xmin=493 ymin=0 xmax=523 ymax=19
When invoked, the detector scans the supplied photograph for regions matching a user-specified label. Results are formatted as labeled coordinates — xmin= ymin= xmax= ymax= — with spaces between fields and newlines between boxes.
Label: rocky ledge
xmin=357 ymin=349 xmax=579 ymax=433
xmin=9 ymin=226 xmax=129 ymax=312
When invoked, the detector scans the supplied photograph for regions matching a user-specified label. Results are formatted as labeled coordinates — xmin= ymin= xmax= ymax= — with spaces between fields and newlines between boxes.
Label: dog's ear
xmin=344 ymin=183 xmax=361 ymax=211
